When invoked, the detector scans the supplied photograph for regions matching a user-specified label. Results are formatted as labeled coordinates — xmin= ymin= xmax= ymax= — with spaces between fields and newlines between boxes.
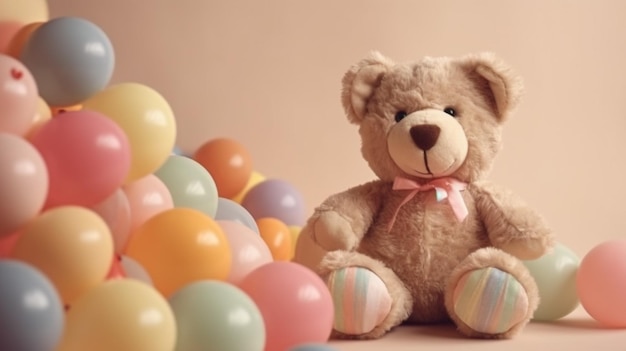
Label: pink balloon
xmin=0 ymin=231 xmax=21 ymax=257
xmin=217 ymin=220 xmax=273 ymax=285
xmin=30 ymin=110 xmax=131 ymax=208
xmin=122 ymin=174 xmax=173 ymax=234
xmin=0 ymin=133 xmax=48 ymax=236
xmin=91 ymin=188 xmax=131 ymax=253
xmin=0 ymin=53 xmax=39 ymax=135
xmin=239 ymin=261 xmax=334 ymax=350
xmin=576 ymin=239 xmax=626 ymax=328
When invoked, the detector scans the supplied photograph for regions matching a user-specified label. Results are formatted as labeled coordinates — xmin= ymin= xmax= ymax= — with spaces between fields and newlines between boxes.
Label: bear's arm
xmin=307 ymin=180 xmax=386 ymax=252
xmin=469 ymin=181 xmax=555 ymax=260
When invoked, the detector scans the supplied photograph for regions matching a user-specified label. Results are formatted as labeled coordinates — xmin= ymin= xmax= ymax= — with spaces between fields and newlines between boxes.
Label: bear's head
xmin=341 ymin=52 xmax=523 ymax=183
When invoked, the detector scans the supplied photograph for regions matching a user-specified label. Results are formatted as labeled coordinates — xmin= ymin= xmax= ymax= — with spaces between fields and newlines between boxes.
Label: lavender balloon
xmin=241 ymin=179 xmax=306 ymax=226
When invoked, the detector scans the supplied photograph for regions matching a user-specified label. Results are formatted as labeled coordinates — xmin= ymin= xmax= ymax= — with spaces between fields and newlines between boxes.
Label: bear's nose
xmin=410 ymin=124 xmax=441 ymax=151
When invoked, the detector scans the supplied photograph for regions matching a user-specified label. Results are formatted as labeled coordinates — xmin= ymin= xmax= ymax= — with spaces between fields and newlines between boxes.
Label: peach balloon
xmin=576 ymin=239 xmax=626 ymax=328
xmin=122 ymin=173 xmax=174 ymax=235
xmin=0 ymin=133 xmax=48 ymax=237
xmin=90 ymin=188 xmax=132 ymax=253
xmin=11 ymin=206 xmax=114 ymax=304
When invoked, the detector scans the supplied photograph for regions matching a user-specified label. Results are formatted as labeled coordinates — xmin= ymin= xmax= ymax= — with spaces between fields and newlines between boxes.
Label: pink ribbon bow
xmin=387 ymin=176 xmax=468 ymax=232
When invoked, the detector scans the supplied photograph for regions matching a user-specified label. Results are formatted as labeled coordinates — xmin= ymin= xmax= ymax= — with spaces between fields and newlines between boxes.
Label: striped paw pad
xmin=452 ymin=267 xmax=529 ymax=335
xmin=326 ymin=267 xmax=392 ymax=335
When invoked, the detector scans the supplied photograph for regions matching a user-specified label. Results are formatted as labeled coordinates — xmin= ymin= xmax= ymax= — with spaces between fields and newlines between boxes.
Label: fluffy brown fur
xmin=294 ymin=52 xmax=554 ymax=339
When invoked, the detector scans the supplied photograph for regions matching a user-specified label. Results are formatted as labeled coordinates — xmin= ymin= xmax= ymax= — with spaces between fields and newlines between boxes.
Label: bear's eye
xmin=443 ymin=107 xmax=457 ymax=117
xmin=394 ymin=111 xmax=408 ymax=122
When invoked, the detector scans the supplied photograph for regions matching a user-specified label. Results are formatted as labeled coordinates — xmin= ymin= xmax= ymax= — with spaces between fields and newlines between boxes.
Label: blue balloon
xmin=171 ymin=145 xmax=185 ymax=156
xmin=0 ymin=259 xmax=65 ymax=351
xmin=289 ymin=344 xmax=339 ymax=351
xmin=215 ymin=197 xmax=259 ymax=234
xmin=21 ymin=16 xmax=115 ymax=106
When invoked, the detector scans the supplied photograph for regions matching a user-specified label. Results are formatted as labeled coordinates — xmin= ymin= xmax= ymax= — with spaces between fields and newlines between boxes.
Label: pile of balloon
xmin=3 ymin=3 xmax=626 ymax=351
xmin=0 ymin=8 xmax=338 ymax=351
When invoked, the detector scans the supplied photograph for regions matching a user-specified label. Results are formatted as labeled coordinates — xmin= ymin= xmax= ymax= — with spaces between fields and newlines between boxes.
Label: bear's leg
xmin=319 ymin=250 xmax=413 ymax=339
xmin=444 ymin=247 xmax=538 ymax=339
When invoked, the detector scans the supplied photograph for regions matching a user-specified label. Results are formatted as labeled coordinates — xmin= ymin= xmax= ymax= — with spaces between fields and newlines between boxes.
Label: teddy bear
xmin=294 ymin=51 xmax=555 ymax=339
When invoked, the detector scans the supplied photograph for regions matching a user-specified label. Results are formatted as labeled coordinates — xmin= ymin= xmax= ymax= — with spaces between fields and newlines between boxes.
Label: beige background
xmin=42 ymin=0 xmax=626 ymax=349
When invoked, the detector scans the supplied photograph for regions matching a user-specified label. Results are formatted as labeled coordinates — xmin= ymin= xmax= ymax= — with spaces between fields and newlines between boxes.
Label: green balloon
xmin=523 ymin=242 xmax=580 ymax=321
xmin=169 ymin=280 xmax=265 ymax=351
xmin=154 ymin=155 xmax=219 ymax=218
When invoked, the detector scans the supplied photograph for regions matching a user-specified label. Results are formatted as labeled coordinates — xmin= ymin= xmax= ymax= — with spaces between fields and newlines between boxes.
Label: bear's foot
xmin=445 ymin=247 xmax=538 ymax=339
xmin=327 ymin=267 xmax=392 ymax=335
xmin=320 ymin=251 xmax=413 ymax=339
xmin=452 ymin=267 xmax=528 ymax=334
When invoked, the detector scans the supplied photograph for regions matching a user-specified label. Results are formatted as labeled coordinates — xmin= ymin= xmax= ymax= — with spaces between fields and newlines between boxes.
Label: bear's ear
xmin=459 ymin=53 xmax=523 ymax=121
xmin=341 ymin=51 xmax=394 ymax=124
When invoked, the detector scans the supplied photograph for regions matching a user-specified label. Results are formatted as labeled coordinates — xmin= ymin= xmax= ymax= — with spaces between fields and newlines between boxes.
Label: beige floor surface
xmin=327 ymin=308 xmax=626 ymax=351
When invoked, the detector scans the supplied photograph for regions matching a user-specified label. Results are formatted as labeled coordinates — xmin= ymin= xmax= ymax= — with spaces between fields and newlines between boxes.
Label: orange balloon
xmin=5 ymin=21 xmax=42 ymax=58
xmin=256 ymin=217 xmax=292 ymax=261
xmin=125 ymin=208 xmax=231 ymax=297
xmin=11 ymin=206 xmax=114 ymax=304
xmin=50 ymin=104 xmax=82 ymax=116
xmin=193 ymin=138 xmax=253 ymax=199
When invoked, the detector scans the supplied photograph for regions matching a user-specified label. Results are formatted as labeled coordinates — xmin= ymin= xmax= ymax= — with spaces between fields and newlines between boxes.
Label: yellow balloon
xmin=11 ymin=206 xmax=114 ymax=305
xmin=288 ymin=225 xmax=302 ymax=260
xmin=125 ymin=208 xmax=231 ymax=297
xmin=82 ymin=83 xmax=177 ymax=183
xmin=231 ymin=170 xmax=265 ymax=203
xmin=56 ymin=279 xmax=176 ymax=351
xmin=25 ymin=96 xmax=51 ymax=138
xmin=0 ymin=0 xmax=48 ymax=23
